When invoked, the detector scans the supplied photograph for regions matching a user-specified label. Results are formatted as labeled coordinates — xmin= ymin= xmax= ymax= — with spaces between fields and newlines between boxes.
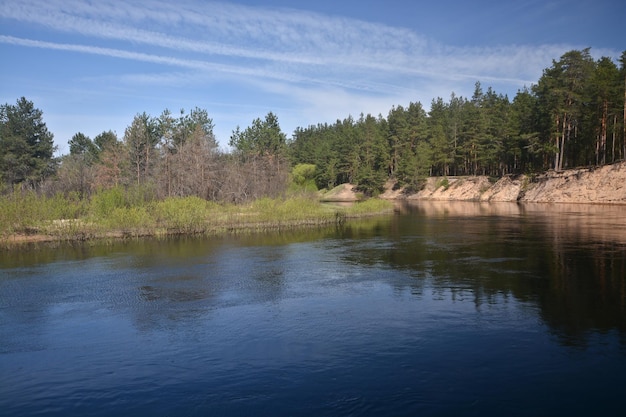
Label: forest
xmin=1 ymin=48 xmax=625 ymax=200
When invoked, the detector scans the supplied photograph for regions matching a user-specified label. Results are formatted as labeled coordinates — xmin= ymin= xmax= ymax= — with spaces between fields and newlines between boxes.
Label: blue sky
xmin=1 ymin=0 xmax=623 ymax=154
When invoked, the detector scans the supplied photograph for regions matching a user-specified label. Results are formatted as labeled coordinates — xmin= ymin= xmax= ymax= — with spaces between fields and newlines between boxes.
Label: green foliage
xmin=89 ymin=185 xmax=154 ymax=218
xmin=230 ymin=112 xmax=287 ymax=157
xmin=124 ymin=112 xmax=159 ymax=185
xmin=291 ymin=163 xmax=316 ymax=185
xmin=154 ymin=196 xmax=209 ymax=233
xmin=69 ymin=132 xmax=98 ymax=162
xmin=344 ymin=198 xmax=394 ymax=216
xmin=248 ymin=196 xmax=334 ymax=224
xmin=103 ymin=206 xmax=154 ymax=232
xmin=0 ymin=190 xmax=87 ymax=237
xmin=0 ymin=97 xmax=57 ymax=186
xmin=88 ymin=187 xmax=156 ymax=232
xmin=290 ymin=163 xmax=317 ymax=192
xmin=289 ymin=48 xmax=625 ymax=181
xmin=289 ymin=114 xmax=389 ymax=194
xmin=93 ymin=130 xmax=119 ymax=153
xmin=90 ymin=186 xmax=127 ymax=218
xmin=0 ymin=188 xmax=392 ymax=245
xmin=1 ymin=48 xmax=623 ymax=228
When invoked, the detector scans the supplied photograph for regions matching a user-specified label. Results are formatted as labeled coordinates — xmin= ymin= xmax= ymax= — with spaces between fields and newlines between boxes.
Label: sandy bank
xmin=382 ymin=161 xmax=626 ymax=204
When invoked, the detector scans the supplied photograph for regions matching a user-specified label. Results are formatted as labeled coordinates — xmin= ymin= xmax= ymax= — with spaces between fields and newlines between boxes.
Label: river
xmin=1 ymin=201 xmax=625 ymax=416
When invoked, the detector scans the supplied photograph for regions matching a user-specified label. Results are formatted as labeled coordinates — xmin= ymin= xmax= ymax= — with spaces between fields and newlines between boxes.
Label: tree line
xmin=1 ymin=103 xmax=290 ymax=203
xmin=1 ymin=48 xmax=625 ymax=200
xmin=291 ymin=48 xmax=626 ymax=194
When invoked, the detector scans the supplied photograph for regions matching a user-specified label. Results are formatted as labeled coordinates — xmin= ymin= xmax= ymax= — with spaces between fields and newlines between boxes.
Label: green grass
xmin=344 ymin=198 xmax=394 ymax=216
xmin=0 ymin=188 xmax=394 ymax=246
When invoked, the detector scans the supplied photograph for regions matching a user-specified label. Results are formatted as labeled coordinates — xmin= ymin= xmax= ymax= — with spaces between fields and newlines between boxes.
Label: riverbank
xmin=0 ymin=195 xmax=393 ymax=248
xmin=380 ymin=161 xmax=626 ymax=204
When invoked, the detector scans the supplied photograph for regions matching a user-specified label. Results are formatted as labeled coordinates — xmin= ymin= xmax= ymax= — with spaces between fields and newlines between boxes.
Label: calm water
xmin=1 ymin=201 xmax=625 ymax=416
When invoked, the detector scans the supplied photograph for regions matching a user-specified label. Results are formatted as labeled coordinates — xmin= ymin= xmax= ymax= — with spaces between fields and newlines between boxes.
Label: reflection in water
xmin=391 ymin=201 xmax=626 ymax=345
xmin=403 ymin=200 xmax=626 ymax=244
xmin=1 ymin=202 xmax=626 ymax=416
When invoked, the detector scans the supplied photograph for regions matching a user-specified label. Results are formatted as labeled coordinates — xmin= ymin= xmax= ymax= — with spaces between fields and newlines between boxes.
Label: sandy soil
xmin=384 ymin=161 xmax=626 ymax=204
xmin=320 ymin=183 xmax=361 ymax=201
xmin=5 ymin=163 xmax=624 ymax=246
xmin=519 ymin=163 xmax=626 ymax=203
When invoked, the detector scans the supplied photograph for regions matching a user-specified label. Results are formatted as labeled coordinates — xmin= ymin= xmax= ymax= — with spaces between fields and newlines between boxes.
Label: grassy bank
xmin=0 ymin=187 xmax=393 ymax=247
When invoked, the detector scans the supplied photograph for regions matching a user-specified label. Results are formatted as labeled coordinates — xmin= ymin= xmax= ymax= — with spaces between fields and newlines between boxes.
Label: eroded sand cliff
xmin=381 ymin=161 xmax=626 ymax=204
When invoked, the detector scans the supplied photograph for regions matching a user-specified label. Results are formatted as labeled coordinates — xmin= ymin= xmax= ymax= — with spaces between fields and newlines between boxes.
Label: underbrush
xmin=0 ymin=187 xmax=393 ymax=245
xmin=0 ymin=190 xmax=87 ymax=238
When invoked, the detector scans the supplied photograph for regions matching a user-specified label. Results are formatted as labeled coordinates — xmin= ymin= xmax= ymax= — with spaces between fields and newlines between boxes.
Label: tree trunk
xmin=612 ymin=114 xmax=617 ymax=162
xmin=601 ymin=100 xmax=608 ymax=165
xmin=557 ymin=113 xmax=567 ymax=172
xmin=554 ymin=115 xmax=561 ymax=171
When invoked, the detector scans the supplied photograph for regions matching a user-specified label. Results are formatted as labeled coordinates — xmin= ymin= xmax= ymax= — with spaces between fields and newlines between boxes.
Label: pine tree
xmin=0 ymin=97 xmax=56 ymax=187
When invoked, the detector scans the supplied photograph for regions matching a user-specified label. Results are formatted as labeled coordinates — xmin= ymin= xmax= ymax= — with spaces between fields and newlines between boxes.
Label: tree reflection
xmin=342 ymin=201 xmax=626 ymax=347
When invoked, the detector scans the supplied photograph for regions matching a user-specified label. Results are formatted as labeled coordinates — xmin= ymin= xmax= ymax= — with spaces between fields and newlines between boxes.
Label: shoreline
xmin=0 ymin=201 xmax=393 ymax=249
xmin=4 ymin=161 xmax=625 ymax=248
xmin=380 ymin=161 xmax=626 ymax=205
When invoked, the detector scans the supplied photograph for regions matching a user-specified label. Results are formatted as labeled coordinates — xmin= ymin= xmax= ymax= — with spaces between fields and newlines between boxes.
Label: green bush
xmin=0 ymin=190 xmax=90 ymax=237
xmin=90 ymin=185 xmax=156 ymax=220
xmin=289 ymin=164 xmax=318 ymax=193
xmin=90 ymin=187 xmax=126 ymax=219
xmin=155 ymin=196 xmax=209 ymax=233
xmin=104 ymin=206 xmax=154 ymax=232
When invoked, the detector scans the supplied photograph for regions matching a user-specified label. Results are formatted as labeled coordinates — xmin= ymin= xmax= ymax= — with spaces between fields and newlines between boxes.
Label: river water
xmin=1 ymin=201 xmax=625 ymax=416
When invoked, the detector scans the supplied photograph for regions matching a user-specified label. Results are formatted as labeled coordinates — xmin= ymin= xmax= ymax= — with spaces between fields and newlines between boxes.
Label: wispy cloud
xmin=2 ymin=0 xmax=617 ymax=149
xmin=0 ymin=0 xmax=582 ymax=90
xmin=0 ymin=35 xmax=300 ymax=82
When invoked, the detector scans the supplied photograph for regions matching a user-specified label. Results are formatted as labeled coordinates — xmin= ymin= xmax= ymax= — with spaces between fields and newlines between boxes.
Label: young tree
xmin=177 ymin=107 xmax=217 ymax=149
xmin=291 ymin=163 xmax=317 ymax=190
xmin=124 ymin=112 xmax=158 ymax=185
xmin=59 ymin=132 xmax=98 ymax=198
xmin=0 ymin=97 xmax=56 ymax=187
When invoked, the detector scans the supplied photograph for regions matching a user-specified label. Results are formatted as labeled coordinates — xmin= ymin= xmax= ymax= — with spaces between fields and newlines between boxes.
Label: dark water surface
xmin=1 ymin=201 xmax=625 ymax=416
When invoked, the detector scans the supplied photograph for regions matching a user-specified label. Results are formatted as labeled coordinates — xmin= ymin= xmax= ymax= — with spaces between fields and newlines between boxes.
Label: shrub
xmin=104 ymin=206 xmax=154 ymax=232
xmin=291 ymin=164 xmax=317 ymax=190
xmin=90 ymin=187 xmax=126 ymax=219
xmin=155 ymin=196 xmax=209 ymax=233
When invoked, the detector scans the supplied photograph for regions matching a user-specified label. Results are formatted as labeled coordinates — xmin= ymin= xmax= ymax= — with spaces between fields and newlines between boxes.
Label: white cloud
xmin=2 ymin=0 xmax=620 ymax=151
xmin=1 ymin=0 xmax=593 ymax=89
